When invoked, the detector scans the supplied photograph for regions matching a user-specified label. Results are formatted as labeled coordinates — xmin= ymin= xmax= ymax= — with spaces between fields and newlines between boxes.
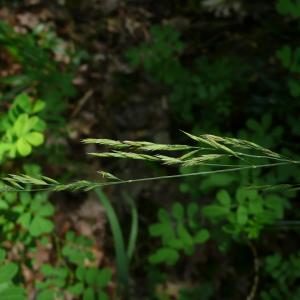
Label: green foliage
xmin=179 ymin=282 xmax=214 ymax=300
xmin=126 ymin=25 xmax=184 ymax=84
xmin=17 ymin=191 xmax=54 ymax=237
xmin=277 ymin=45 xmax=300 ymax=97
xmin=35 ymin=231 xmax=112 ymax=300
xmin=0 ymin=21 xmax=76 ymax=128
xmin=0 ymin=248 xmax=26 ymax=300
xmin=260 ymin=252 xmax=300 ymax=300
xmin=62 ymin=231 xmax=94 ymax=265
xmin=276 ymin=0 xmax=300 ymax=18
xmin=203 ymin=188 xmax=288 ymax=239
xmin=0 ymin=164 xmax=54 ymax=243
xmin=127 ymin=25 xmax=248 ymax=124
xmin=180 ymin=114 xmax=298 ymax=197
xmin=0 ymin=93 xmax=46 ymax=161
xmin=1 ymin=1 xmax=300 ymax=297
xmin=0 ymin=190 xmax=54 ymax=242
xmin=149 ymin=202 xmax=209 ymax=266
xmin=0 ymin=132 xmax=298 ymax=298
xmin=275 ymin=0 xmax=300 ymax=98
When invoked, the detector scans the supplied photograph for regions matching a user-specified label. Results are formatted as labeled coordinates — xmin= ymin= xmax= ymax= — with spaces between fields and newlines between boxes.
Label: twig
xmin=71 ymin=89 xmax=94 ymax=117
xmin=246 ymin=243 xmax=259 ymax=300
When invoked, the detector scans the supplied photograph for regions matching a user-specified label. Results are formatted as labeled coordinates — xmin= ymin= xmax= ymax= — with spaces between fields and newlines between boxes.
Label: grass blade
xmin=95 ymin=187 xmax=129 ymax=293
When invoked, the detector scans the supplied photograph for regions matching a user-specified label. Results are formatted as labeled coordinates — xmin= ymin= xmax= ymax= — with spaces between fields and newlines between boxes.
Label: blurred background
xmin=0 ymin=0 xmax=300 ymax=299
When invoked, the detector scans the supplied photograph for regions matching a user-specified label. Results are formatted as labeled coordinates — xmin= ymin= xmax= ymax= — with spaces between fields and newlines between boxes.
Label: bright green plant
xmin=0 ymin=93 xmax=46 ymax=160
xmin=0 ymin=248 xmax=26 ymax=300
xmin=149 ymin=202 xmax=209 ymax=266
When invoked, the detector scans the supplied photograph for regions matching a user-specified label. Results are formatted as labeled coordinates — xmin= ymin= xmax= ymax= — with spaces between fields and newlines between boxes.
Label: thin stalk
xmin=0 ymin=161 xmax=292 ymax=192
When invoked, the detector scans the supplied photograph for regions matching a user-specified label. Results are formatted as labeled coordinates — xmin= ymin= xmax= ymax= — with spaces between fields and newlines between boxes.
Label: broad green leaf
xmin=236 ymin=188 xmax=247 ymax=204
xmin=15 ymin=93 xmax=31 ymax=113
xmin=4 ymin=193 xmax=17 ymax=203
xmin=246 ymin=119 xmax=259 ymax=131
xmin=17 ymin=212 xmax=31 ymax=228
xmin=288 ymin=79 xmax=300 ymax=97
xmin=168 ymin=238 xmax=184 ymax=249
xmin=25 ymin=116 xmax=39 ymax=132
xmin=36 ymin=289 xmax=55 ymax=300
xmin=0 ymin=282 xmax=10 ymax=294
xmin=35 ymin=204 xmax=55 ymax=217
xmin=40 ymin=264 xmax=55 ymax=276
xmin=149 ymin=223 xmax=174 ymax=240
xmin=187 ymin=202 xmax=199 ymax=229
xmin=32 ymin=118 xmax=46 ymax=131
xmin=96 ymin=269 xmax=112 ymax=288
xmin=76 ymin=266 xmax=85 ymax=281
xmin=86 ymin=268 xmax=98 ymax=285
xmin=237 ymin=206 xmax=248 ymax=225
xmin=20 ymin=192 xmax=31 ymax=205
xmin=177 ymin=224 xmax=194 ymax=250
xmin=217 ymin=190 xmax=231 ymax=207
xmin=29 ymin=217 xmax=54 ymax=236
xmin=194 ymin=229 xmax=210 ymax=244
xmin=32 ymin=100 xmax=46 ymax=113
xmin=202 ymin=205 xmax=228 ymax=218
xmin=14 ymin=114 xmax=29 ymax=137
xmin=98 ymin=291 xmax=109 ymax=300
xmin=68 ymin=283 xmax=84 ymax=295
xmin=172 ymin=202 xmax=184 ymax=221
xmin=249 ymin=198 xmax=263 ymax=215
xmin=0 ymin=285 xmax=26 ymax=300
xmin=0 ymin=249 xmax=6 ymax=262
xmin=16 ymin=138 xmax=32 ymax=156
xmin=158 ymin=209 xmax=169 ymax=222
xmin=276 ymin=45 xmax=292 ymax=68
xmin=276 ymin=0 xmax=300 ymax=17
xmin=0 ymin=263 xmax=18 ymax=283
xmin=0 ymin=200 xmax=8 ymax=210
xmin=83 ymin=288 xmax=95 ymax=300
xmin=24 ymin=132 xmax=44 ymax=146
